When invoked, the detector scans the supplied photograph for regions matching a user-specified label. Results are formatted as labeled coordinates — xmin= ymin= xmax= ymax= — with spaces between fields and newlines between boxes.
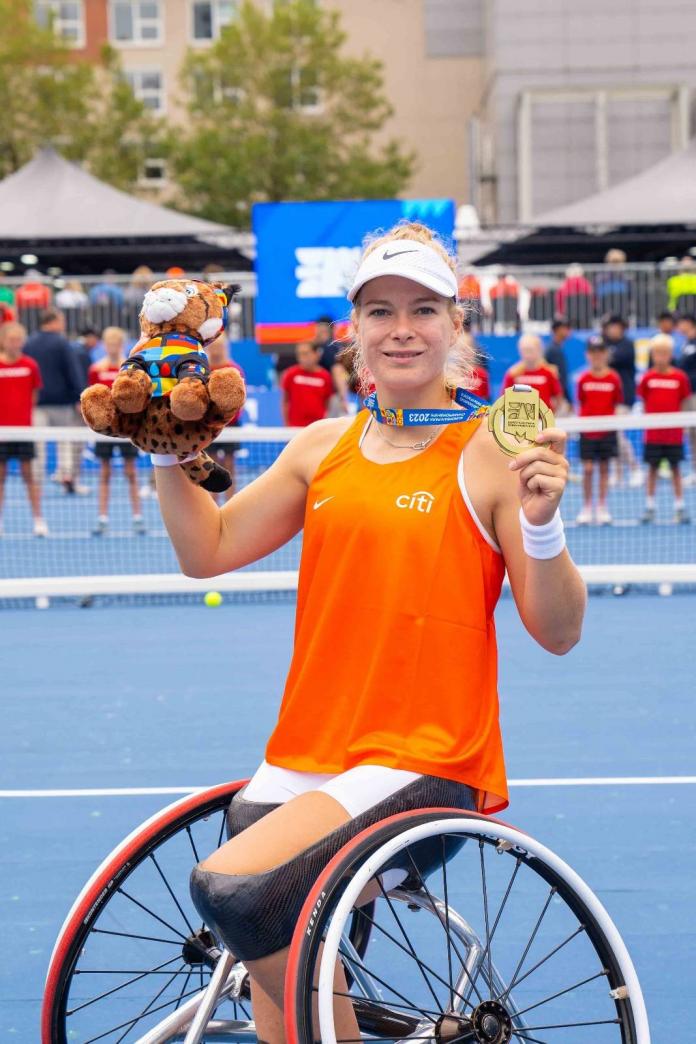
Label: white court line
xmin=1 ymin=776 xmax=695 ymax=798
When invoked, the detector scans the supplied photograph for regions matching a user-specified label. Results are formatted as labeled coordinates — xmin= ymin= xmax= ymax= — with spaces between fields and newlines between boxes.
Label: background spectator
xmin=667 ymin=255 xmax=696 ymax=314
xmin=89 ymin=270 xmax=125 ymax=333
xmin=464 ymin=331 xmax=490 ymax=401
xmin=16 ymin=269 xmax=52 ymax=312
xmin=88 ymin=327 xmax=144 ymax=535
xmin=281 ymin=341 xmax=333 ymax=427
xmin=545 ymin=317 xmax=572 ymax=403
xmin=0 ymin=321 xmax=47 ymax=536
xmin=574 ymin=335 xmax=623 ymax=526
xmin=24 ymin=307 xmax=86 ymax=495
xmin=638 ymin=334 xmax=691 ymax=524
xmin=657 ymin=310 xmax=676 ymax=336
xmin=555 ymin=264 xmax=594 ymax=328
xmin=314 ymin=315 xmax=349 ymax=416
xmin=55 ymin=280 xmax=88 ymax=310
xmin=503 ymin=333 xmax=563 ymax=410
xmin=602 ymin=313 xmax=642 ymax=486
xmin=677 ymin=313 xmax=696 ymax=484
xmin=55 ymin=280 xmax=89 ymax=336
xmin=123 ymin=265 xmax=154 ymax=332
xmin=595 ymin=249 xmax=632 ymax=320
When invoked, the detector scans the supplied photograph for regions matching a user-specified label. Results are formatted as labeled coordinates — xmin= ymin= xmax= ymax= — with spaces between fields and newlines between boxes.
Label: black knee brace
xmin=190 ymin=774 xmax=476 ymax=961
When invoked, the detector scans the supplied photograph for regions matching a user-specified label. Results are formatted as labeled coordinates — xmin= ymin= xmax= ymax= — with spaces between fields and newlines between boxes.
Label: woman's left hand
xmin=508 ymin=428 xmax=568 ymax=526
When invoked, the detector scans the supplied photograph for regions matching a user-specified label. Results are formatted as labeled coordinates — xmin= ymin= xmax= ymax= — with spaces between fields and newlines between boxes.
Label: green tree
xmin=170 ymin=0 xmax=415 ymax=226
xmin=0 ymin=1 xmax=162 ymax=189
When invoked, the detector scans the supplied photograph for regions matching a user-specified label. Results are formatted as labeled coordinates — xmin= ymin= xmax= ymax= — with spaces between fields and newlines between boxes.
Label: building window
xmin=289 ymin=66 xmax=322 ymax=113
xmin=141 ymin=158 xmax=167 ymax=184
xmin=124 ymin=69 xmax=165 ymax=112
xmin=110 ymin=1 xmax=162 ymax=44
xmin=35 ymin=1 xmax=86 ymax=47
xmin=192 ymin=0 xmax=237 ymax=41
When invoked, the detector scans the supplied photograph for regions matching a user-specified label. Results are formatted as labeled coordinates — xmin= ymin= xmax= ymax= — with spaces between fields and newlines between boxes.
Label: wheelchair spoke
xmin=116 ymin=887 xmax=189 ymax=941
xmin=498 ymin=924 xmax=587 ymax=1002
xmin=441 ymin=837 xmax=454 ymax=1010
xmin=497 ymin=886 xmax=556 ymax=1002
xmin=186 ymin=823 xmax=201 ymax=864
xmin=216 ymin=808 xmax=227 ymax=848
xmin=522 ymin=1018 xmax=621 ymax=1030
xmin=405 ymin=850 xmax=485 ymax=1006
xmin=463 ymin=854 xmax=522 ymax=1004
xmin=91 ymin=927 xmax=183 ymax=946
xmin=113 ymin=962 xmax=186 ymax=1044
xmin=514 ymin=970 xmax=608 ymax=1017
xmin=329 ymin=988 xmax=443 ymax=1018
xmin=81 ymin=983 xmax=205 ymax=1043
xmin=333 ymin=944 xmax=437 ymax=1023
xmin=68 ymin=955 xmax=182 ymax=1014
xmin=479 ymin=840 xmax=494 ymax=998
xmin=376 ymin=877 xmax=448 ymax=1011
xmin=354 ymin=899 xmax=474 ymax=1012
xmin=149 ymin=851 xmax=196 ymax=935
xmin=174 ymin=967 xmax=193 ymax=1010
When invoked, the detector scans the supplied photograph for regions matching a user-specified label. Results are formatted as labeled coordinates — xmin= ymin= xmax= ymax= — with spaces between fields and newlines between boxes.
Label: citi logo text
xmin=396 ymin=491 xmax=435 ymax=513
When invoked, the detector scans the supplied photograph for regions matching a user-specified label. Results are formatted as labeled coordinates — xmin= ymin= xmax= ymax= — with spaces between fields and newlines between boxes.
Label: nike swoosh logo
xmin=382 ymin=249 xmax=419 ymax=260
xmin=313 ymin=496 xmax=334 ymax=510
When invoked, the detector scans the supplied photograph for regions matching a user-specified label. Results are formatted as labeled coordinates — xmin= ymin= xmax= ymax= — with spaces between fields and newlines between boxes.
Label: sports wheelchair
xmin=42 ymin=779 xmax=649 ymax=1043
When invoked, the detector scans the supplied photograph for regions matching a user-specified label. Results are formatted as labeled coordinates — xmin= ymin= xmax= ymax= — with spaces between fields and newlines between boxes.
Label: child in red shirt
xmin=280 ymin=342 xmax=333 ymax=426
xmin=502 ymin=334 xmax=563 ymax=409
xmin=637 ymin=334 xmax=691 ymax=524
xmin=0 ymin=321 xmax=47 ymax=536
xmin=575 ymin=336 xmax=623 ymax=525
xmin=88 ymin=326 xmax=144 ymax=535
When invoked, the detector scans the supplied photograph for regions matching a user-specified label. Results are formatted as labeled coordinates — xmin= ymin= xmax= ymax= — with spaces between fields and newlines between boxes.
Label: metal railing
xmin=2 ymin=262 xmax=694 ymax=342
xmin=0 ymin=270 xmax=257 ymax=340
xmin=460 ymin=262 xmax=696 ymax=333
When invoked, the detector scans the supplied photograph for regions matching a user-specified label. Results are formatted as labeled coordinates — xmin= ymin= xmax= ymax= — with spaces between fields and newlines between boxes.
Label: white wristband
xmin=519 ymin=508 xmax=566 ymax=560
xmin=150 ymin=452 xmax=198 ymax=467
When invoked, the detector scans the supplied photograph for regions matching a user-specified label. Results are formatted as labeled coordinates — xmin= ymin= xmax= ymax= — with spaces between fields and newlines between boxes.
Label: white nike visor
xmin=347 ymin=239 xmax=459 ymax=303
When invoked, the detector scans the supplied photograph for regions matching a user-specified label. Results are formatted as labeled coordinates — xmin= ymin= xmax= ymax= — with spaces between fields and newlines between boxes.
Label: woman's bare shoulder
xmin=284 ymin=415 xmax=359 ymax=484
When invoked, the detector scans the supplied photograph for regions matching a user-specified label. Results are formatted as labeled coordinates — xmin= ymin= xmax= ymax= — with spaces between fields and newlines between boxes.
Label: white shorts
xmin=244 ymin=759 xmax=422 ymax=818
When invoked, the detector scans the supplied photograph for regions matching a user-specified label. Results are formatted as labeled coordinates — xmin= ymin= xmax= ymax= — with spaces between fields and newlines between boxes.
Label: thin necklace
xmin=372 ymin=397 xmax=457 ymax=451
xmin=374 ymin=423 xmax=440 ymax=451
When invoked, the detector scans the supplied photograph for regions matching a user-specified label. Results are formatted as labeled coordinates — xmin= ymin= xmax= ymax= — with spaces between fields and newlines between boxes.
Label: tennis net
xmin=1 ymin=412 xmax=695 ymax=605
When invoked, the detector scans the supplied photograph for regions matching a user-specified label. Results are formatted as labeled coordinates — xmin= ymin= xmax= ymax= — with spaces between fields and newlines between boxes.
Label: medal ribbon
xmin=363 ymin=387 xmax=489 ymax=427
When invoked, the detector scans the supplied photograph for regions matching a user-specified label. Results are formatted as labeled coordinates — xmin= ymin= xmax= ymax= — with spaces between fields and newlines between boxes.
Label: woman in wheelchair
xmin=154 ymin=222 xmax=586 ymax=1043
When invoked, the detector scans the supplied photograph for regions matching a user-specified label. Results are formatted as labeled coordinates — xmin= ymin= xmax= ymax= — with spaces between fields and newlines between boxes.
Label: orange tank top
xmin=265 ymin=411 xmax=508 ymax=812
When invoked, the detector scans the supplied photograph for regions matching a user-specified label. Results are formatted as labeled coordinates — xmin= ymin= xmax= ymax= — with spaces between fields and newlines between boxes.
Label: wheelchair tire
xmin=285 ymin=808 xmax=649 ymax=1044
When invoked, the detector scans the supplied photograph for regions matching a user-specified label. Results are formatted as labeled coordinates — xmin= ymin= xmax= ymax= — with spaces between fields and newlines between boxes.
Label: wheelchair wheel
xmin=42 ymin=781 xmax=373 ymax=1044
xmin=285 ymin=808 xmax=649 ymax=1044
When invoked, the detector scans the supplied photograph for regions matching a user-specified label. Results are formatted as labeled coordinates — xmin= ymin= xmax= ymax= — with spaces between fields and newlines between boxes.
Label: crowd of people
xmin=499 ymin=312 xmax=696 ymax=525
xmin=0 ymin=269 xmax=695 ymax=537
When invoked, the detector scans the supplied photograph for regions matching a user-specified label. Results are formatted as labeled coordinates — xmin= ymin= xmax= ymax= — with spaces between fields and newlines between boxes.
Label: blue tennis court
xmin=1 ymin=592 xmax=694 ymax=1039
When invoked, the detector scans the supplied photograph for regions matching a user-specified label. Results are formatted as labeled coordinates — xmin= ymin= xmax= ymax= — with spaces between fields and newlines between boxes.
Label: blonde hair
xmin=102 ymin=326 xmax=126 ymax=345
xmin=650 ymin=333 xmax=674 ymax=352
xmin=346 ymin=221 xmax=474 ymax=395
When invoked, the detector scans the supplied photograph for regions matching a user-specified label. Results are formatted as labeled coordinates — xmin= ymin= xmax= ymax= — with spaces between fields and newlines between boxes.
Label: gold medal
xmin=488 ymin=384 xmax=554 ymax=457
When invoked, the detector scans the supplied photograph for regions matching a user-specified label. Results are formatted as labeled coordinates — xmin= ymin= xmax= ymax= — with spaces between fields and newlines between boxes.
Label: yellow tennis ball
xmin=204 ymin=591 xmax=223 ymax=607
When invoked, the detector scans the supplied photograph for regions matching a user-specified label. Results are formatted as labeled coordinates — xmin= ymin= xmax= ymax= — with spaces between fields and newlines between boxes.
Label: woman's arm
xmin=469 ymin=426 xmax=586 ymax=655
xmin=156 ymin=418 xmax=347 ymax=578
xmin=497 ymin=428 xmax=586 ymax=654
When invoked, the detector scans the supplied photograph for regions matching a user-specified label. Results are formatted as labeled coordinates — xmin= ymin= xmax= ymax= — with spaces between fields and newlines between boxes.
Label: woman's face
xmin=356 ymin=276 xmax=455 ymax=392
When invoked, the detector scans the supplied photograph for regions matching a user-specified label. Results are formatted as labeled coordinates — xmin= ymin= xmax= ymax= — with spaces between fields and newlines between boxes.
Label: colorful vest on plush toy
xmin=121 ymin=333 xmax=210 ymax=398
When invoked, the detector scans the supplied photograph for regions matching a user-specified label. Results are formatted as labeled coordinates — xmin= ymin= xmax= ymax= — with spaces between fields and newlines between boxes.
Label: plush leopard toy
xmin=80 ymin=279 xmax=246 ymax=492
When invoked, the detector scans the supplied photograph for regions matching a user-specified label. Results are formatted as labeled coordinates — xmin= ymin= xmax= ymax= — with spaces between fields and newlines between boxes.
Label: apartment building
xmin=35 ymin=1 xmax=486 ymax=203
xmin=37 ymin=1 xmax=696 ymax=222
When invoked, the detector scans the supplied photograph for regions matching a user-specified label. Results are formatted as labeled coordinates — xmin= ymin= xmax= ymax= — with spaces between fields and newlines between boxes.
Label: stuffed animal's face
xmin=139 ymin=279 xmax=237 ymax=344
